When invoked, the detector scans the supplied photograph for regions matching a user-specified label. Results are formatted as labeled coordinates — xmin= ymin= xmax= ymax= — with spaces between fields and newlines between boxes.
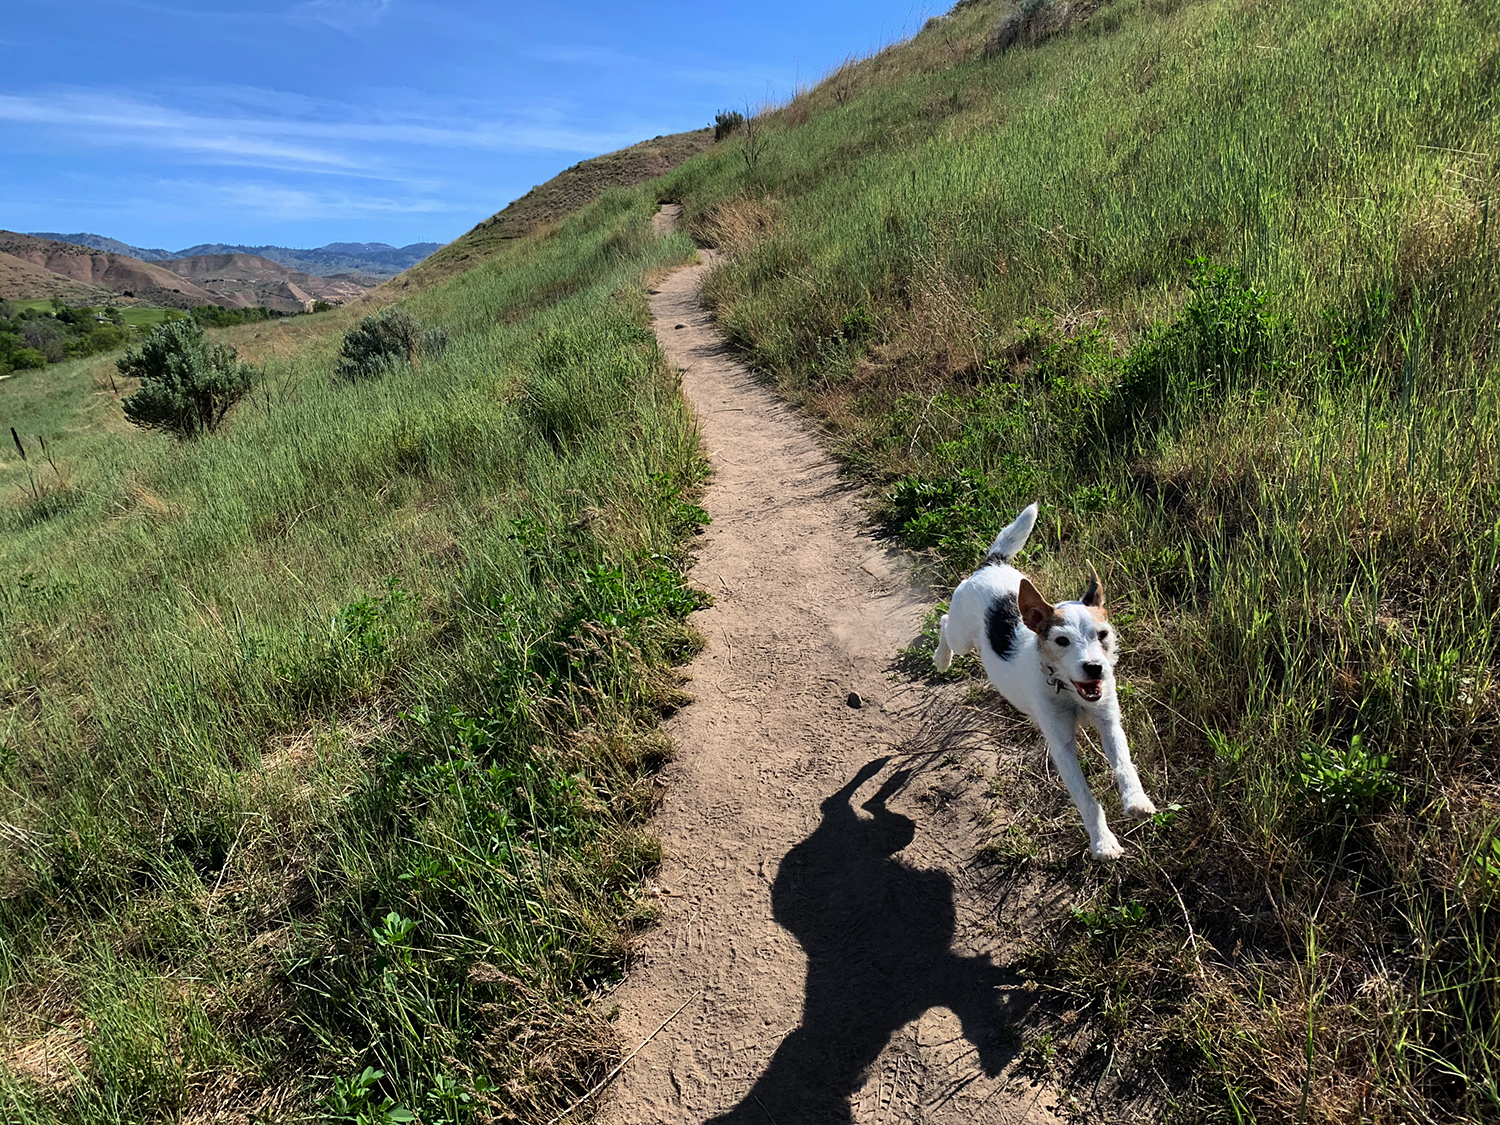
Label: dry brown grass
xmin=696 ymin=197 xmax=779 ymax=257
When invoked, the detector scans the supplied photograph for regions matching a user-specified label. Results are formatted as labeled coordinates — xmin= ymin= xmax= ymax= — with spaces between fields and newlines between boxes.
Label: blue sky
xmin=1 ymin=1 xmax=940 ymax=250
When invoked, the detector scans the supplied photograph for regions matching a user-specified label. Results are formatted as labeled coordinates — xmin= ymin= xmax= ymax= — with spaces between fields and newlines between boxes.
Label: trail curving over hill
xmin=596 ymin=207 xmax=1065 ymax=1124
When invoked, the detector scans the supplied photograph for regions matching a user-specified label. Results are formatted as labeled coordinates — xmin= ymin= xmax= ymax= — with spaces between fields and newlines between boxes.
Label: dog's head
xmin=1017 ymin=563 xmax=1118 ymax=706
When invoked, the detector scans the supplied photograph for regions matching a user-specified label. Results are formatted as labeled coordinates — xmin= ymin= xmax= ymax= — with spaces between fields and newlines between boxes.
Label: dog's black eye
xmin=1053 ymin=634 xmax=1070 ymax=647
xmin=1098 ymin=630 xmax=1109 ymax=642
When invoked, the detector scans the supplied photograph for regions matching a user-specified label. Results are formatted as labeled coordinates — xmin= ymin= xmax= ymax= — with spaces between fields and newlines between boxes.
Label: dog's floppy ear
xmin=1017 ymin=578 xmax=1054 ymax=634
xmin=1081 ymin=562 xmax=1104 ymax=609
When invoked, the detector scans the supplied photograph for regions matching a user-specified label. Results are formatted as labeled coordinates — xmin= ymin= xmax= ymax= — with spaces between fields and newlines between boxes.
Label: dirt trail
xmin=599 ymin=207 xmax=1065 ymax=1124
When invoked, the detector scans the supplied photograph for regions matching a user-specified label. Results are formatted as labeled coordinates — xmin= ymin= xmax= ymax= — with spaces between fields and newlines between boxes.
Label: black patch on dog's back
xmin=985 ymin=593 xmax=1020 ymax=661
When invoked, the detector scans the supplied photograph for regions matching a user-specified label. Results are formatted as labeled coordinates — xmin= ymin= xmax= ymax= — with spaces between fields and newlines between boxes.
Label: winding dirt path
xmin=598 ymin=208 xmax=1065 ymax=1125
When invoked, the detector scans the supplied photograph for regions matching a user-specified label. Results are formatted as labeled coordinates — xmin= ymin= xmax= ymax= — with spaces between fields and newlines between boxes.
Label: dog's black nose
xmin=1082 ymin=662 xmax=1104 ymax=680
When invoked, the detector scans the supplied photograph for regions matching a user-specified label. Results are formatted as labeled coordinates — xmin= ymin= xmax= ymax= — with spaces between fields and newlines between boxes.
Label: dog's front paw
xmin=1089 ymin=834 xmax=1125 ymax=861
xmin=1123 ymin=793 xmax=1157 ymax=819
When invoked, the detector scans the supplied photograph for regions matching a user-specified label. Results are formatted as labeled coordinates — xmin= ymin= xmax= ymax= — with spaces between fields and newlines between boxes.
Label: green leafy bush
xmin=886 ymin=470 xmax=1004 ymax=559
xmin=335 ymin=306 xmax=449 ymax=381
xmin=7 ymin=347 xmax=46 ymax=371
xmin=117 ymin=319 xmax=255 ymax=439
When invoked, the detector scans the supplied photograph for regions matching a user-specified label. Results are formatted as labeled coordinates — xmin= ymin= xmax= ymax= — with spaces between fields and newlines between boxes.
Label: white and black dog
xmin=934 ymin=503 xmax=1155 ymax=859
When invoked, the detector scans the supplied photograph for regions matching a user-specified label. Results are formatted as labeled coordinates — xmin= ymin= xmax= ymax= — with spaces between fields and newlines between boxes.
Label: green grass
xmin=656 ymin=0 xmax=1500 ymax=1119
xmin=7 ymin=0 xmax=1500 ymax=1119
xmin=8 ymin=301 xmax=182 ymax=328
xmin=0 ymin=189 xmax=707 ymax=1120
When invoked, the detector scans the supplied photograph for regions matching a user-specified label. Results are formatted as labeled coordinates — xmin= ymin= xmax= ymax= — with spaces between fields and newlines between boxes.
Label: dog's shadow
xmin=706 ymin=757 xmax=1036 ymax=1123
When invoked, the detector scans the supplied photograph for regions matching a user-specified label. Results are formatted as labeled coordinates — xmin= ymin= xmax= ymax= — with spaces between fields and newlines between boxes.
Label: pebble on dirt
xmin=847 ymin=691 xmax=863 ymax=709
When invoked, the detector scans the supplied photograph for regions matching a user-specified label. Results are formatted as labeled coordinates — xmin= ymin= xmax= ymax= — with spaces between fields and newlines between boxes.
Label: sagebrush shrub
xmin=118 ymin=319 xmax=254 ymax=439
xmin=714 ymin=110 xmax=746 ymax=142
xmin=336 ymin=307 xmax=449 ymax=381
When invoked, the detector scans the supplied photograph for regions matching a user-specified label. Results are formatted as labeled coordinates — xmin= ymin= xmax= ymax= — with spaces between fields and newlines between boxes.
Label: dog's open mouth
xmin=1073 ymin=680 xmax=1104 ymax=703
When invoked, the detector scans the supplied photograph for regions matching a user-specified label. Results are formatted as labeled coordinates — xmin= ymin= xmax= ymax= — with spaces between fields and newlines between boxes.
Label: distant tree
xmin=117 ymin=319 xmax=255 ymax=439
xmin=22 ymin=320 xmax=67 ymax=363
xmin=8 ymin=348 xmax=47 ymax=371
xmin=105 ymin=307 xmax=124 ymax=325
xmin=50 ymin=296 xmax=65 ymax=312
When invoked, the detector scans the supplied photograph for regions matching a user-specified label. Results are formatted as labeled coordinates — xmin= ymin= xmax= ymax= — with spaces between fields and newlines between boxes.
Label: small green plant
xmin=116 ymin=319 xmax=255 ymax=438
xmin=1018 ymin=1031 xmax=1057 ymax=1076
xmin=336 ymin=307 xmax=449 ymax=381
xmin=885 ymin=470 xmax=1002 ymax=559
xmin=1069 ymin=900 xmax=1147 ymax=941
xmin=8 ymin=346 xmax=46 ymax=371
xmin=325 ymin=1066 xmax=415 ymax=1125
xmin=1296 ymin=734 xmax=1397 ymax=814
xmin=1468 ymin=837 xmax=1500 ymax=888
xmin=373 ymin=911 xmax=417 ymax=951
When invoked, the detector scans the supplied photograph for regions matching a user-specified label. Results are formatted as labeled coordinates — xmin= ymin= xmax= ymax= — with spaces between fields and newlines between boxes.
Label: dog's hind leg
xmin=1039 ymin=712 xmax=1122 ymax=860
xmin=934 ymin=613 xmax=955 ymax=672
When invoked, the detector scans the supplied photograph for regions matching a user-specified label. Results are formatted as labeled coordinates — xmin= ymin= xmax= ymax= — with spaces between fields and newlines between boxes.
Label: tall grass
xmin=0 ymin=189 xmax=708 ymax=1120
xmin=660 ymin=0 xmax=1500 ymax=1119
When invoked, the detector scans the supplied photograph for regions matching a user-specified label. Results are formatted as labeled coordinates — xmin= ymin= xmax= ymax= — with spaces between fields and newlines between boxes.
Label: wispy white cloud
xmin=0 ymin=86 xmax=642 ymax=177
xmin=0 ymin=92 xmax=358 ymax=172
xmin=527 ymin=43 xmax=649 ymax=68
xmin=167 ymin=179 xmax=462 ymax=221
xmin=289 ymin=0 xmax=395 ymax=35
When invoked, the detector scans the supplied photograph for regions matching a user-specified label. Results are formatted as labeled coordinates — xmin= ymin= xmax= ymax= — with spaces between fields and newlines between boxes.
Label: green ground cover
xmin=0 ymin=190 xmax=707 ymax=1121
xmin=659 ymin=0 xmax=1500 ymax=1119
xmin=6 ymin=0 xmax=1499 ymax=1120
xmin=9 ymin=301 xmax=182 ymax=328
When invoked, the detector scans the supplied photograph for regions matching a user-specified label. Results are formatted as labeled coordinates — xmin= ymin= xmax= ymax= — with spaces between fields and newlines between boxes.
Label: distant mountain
xmin=0 ymin=232 xmax=384 ymax=311
xmin=157 ymin=253 xmax=379 ymax=312
xmin=26 ymin=233 xmax=443 ymax=279
xmin=0 ymin=232 xmax=218 ymax=308
xmin=29 ymin=232 xmax=175 ymax=261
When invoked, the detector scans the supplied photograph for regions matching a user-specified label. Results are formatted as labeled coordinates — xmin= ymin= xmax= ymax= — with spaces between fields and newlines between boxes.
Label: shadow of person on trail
xmin=707 ymin=757 xmax=1032 ymax=1123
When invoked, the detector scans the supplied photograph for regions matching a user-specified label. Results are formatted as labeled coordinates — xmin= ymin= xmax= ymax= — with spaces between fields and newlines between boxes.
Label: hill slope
xmin=387 ymin=127 xmax=713 ymax=291
xmin=0 ymin=231 xmax=218 ymax=307
xmin=158 ymin=253 xmax=378 ymax=312
xmin=655 ymin=0 xmax=1500 ymax=1119
xmin=0 ymin=249 xmax=116 ymax=303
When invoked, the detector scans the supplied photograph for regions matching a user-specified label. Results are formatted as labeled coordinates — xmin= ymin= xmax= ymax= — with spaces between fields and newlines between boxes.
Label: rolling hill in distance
xmin=0 ymin=231 xmax=394 ymax=311
xmin=26 ymin=232 xmax=441 ymax=279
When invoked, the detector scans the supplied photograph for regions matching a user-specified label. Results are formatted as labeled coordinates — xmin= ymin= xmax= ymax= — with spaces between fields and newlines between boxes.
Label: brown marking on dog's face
xmin=1018 ymin=578 xmax=1063 ymax=635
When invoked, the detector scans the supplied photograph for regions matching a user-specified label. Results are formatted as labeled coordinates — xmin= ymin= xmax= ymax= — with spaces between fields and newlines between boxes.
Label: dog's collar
xmin=1044 ymin=664 xmax=1070 ymax=695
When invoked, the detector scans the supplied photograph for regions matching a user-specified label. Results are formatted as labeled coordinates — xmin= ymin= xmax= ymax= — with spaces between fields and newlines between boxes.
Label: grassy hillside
xmin=0 ymin=188 xmax=709 ymax=1121
xmin=5 ymin=0 xmax=1499 ymax=1121
xmin=655 ymin=0 xmax=1500 ymax=1120
xmin=389 ymin=129 xmax=714 ymax=292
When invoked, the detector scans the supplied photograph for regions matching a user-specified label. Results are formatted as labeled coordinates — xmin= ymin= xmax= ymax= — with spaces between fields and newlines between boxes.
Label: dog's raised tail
xmin=985 ymin=502 xmax=1039 ymax=564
